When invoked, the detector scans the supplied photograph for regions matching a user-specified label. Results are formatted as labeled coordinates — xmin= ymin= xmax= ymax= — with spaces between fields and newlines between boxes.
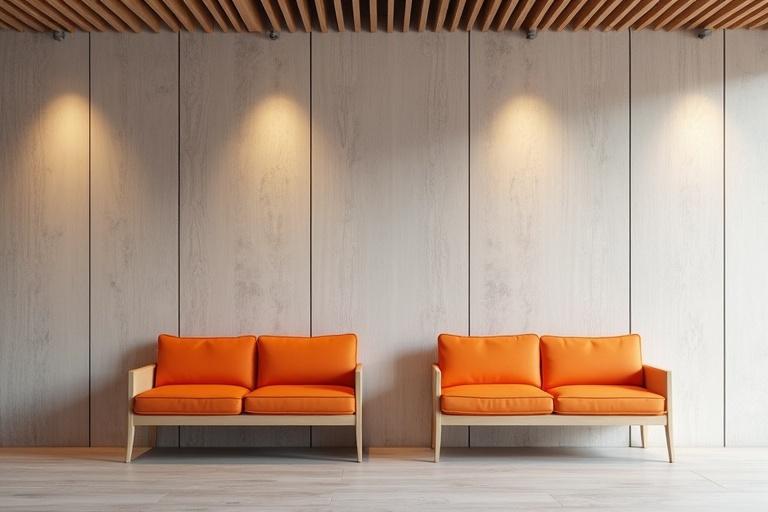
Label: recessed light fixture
xmin=526 ymin=29 xmax=538 ymax=41
xmin=52 ymin=30 xmax=65 ymax=42
xmin=268 ymin=30 xmax=280 ymax=41
xmin=697 ymin=28 xmax=712 ymax=39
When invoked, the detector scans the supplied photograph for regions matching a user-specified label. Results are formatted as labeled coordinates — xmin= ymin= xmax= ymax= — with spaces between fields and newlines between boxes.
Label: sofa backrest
xmin=540 ymin=334 xmax=643 ymax=389
xmin=155 ymin=334 xmax=257 ymax=388
xmin=438 ymin=334 xmax=541 ymax=388
xmin=257 ymin=334 xmax=357 ymax=387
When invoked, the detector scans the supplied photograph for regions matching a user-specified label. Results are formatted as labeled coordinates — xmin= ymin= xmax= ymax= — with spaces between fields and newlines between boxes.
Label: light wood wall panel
xmin=469 ymin=31 xmax=630 ymax=447
xmin=179 ymin=32 xmax=311 ymax=447
xmin=312 ymin=32 xmax=469 ymax=447
xmin=90 ymin=33 xmax=179 ymax=447
xmin=0 ymin=33 xmax=90 ymax=445
xmin=725 ymin=30 xmax=768 ymax=446
xmin=631 ymin=30 xmax=724 ymax=447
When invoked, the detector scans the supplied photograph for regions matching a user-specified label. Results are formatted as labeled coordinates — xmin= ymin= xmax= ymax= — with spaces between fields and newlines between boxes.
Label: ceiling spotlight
xmin=697 ymin=28 xmax=712 ymax=39
xmin=52 ymin=30 xmax=66 ymax=42
xmin=268 ymin=30 xmax=280 ymax=41
xmin=526 ymin=29 xmax=538 ymax=40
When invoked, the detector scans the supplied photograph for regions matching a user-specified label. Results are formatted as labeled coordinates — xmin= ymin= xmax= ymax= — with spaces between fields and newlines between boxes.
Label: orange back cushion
xmin=257 ymin=334 xmax=357 ymax=387
xmin=540 ymin=334 xmax=643 ymax=389
xmin=155 ymin=334 xmax=257 ymax=389
xmin=438 ymin=334 xmax=542 ymax=388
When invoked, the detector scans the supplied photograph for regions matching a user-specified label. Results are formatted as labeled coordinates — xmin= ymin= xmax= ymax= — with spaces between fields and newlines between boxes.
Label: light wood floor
xmin=1 ymin=446 xmax=768 ymax=511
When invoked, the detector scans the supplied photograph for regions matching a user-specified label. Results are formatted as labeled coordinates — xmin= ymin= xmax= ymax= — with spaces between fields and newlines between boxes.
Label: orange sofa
xmin=432 ymin=334 xmax=673 ymax=463
xmin=126 ymin=333 xmax=362 ymax=462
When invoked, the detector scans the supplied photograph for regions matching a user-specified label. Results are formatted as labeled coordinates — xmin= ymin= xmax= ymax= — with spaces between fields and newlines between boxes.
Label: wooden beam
xmin=524 ymin=0 xmax=554 ymax=29
xmin=417 ymin=0 xmax=429 ymax=31
xmin=614 ymin=0 xmax=657 ymax=30
xmin=0 ymin=0 xmax=44 ymax=30
xmin=539 ymin=0 xmax=569 ymax=29
xmin=314 ymin=0 xmax=327 ymax=31
xmin=215 ymin=0 xmax=244 ymax=31
xmin=734 ymin=2 xmax=768 ymax=27
xmin=465 ymin=0 xmax=483 ymax=30
xmin=634 ymin=0 xmax=677 ymax=29
xmin=748 ymin=9 xmax=768 ymax=26
xmin=387 ymin=0 xmax=393 ymax=31
xmin=46 ymin=0 xmax=98 ymax=31
xmin=552 ymin=0 xmax=587 ymax=30
xmin=259 ymin=0 xmax=283 ymax=30
xmin=276 ymin=0 xmax=297 ymax=32
xmin=665 ymin=0 xmax=717 ymax=30
xmin=330 ymin=0 xmax=343 ymax=31
xmin=121 ymin=0 xmax=164 ymax=31
xmin=601 ymin=0 xmax=641 ymax=29
xmin=100 ymin=0 xmax=144 ymax=31
xmin=571 ymin=0 xmax=606 ymax=31
xmin=434 ymin=0 xmax=449 ymax=30
xmin=21 ymin=0 xmax=78 ymax=31
xmin=0 ymin=16 xmax=10 ymax=29
xmin=714 ymin=0 xmax=768 ymax=29
xmin=232 ymin=0 xmax=263 ymax=31
xmin=161 ymin=0 xmax=198 ymax=31
xmin=651 ymin=0 xmax=696 ymax=29
xmin=369 ymin=0 xmax=376 ymax=32
xmin=481 ymin=0 xmax=502 ymax=31
xmin=403 ymin=0 xmax=411 ymax=30
xmin=201 ymin=0 xmax=230 ymax=31
xmin=698 ymin=0 xmax=748 ymax=28
xmin=294 ymin=0 xmax=311 ymax=31
xmin=6 ymin=0 xmax=61 ymax=30
xmin=585 ymin=0 xmax=623 ymax=29
xmin=509 ymin=0 xmax=535 ymax=29
xmin=0 ymin=5 xmax=28 ymax=29
xmin=59 ymin=0 xmax=110 ymax=32
xmin=448 ymin=0 xmax=466 ymax=31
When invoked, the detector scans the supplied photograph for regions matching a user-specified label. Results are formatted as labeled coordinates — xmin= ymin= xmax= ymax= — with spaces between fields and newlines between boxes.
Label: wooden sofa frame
xmin=126 ymin=363 xmax=363 ymax=463
xmin=431 ymin=364 xmax=674 ymax=463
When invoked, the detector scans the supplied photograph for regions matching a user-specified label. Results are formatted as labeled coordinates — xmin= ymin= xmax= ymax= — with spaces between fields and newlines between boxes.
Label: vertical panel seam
xmin=628 ymin=28 xmax=632 ymax=446
xmin=88 ymin=32 xmax=92 ymax=448
xmin=467 ymin=31 xmax=471 ymax=450
xmin=177 ymin=31 xmax=182 ymax=448
xmin=309 ymin=32 xmax=313 ymax=449
xmin=722 ymin=30 xmax=727 ymax=448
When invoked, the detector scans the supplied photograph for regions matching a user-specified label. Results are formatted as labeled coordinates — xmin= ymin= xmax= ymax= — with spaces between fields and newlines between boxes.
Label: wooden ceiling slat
xmin=417 ymin=0 xmax=429 ymax=31
xmin=160 ymin=0 xmax=196 ymax=30
xmin=552 ymin=0 xmax=587 ymax=30
xmin=46 ymin=0 xmax=98 ymax=31
xmin=481 ymin=0 xmax=502 ymax=31
xmin=293 ymin=0 xmax=310 ymax=30
xmin=80 ymin=0 xmax=129 ymax=30
xmin=370 ymin=0 xmax=377 ymax=31
xmin=121 ymin=0 xmax=164 ymax=31
xmin=201 ymin=0 xmax=230 ymax=31
xmin=101 ymin=0 xmax=145 ymax=31
xmin=181 ymin=0 xmax=215 ymax=31
xmin=601 ymin=0 xmax=640 ymax=29
xmin=276 ymin=0 xmax=298 ymax=31
xmin=715 ymin=0 xmax=768 ymax=29
xmin=403 ymin=0 xmax=411 ymax=30
xmin=6 ymin=0 xmax=62 ymax=30
xmin=434 ymin=0 xmax=449 ymax=30
xmin=0 ymin=16 xmax=10 ymax=28
xmin=448 ymin=0 xmax=466 ymax=31
xmin=664 ymin=0 xmax=716 ymax=30
xmin=585 ymin=0 xmax=622 ymax=28
xmin=698 ymin=0 xmax=749 ymax=28
xmin=312 ymin=0 xmax=327 ymax=31
xmin=22 ymin=0 xmax=78 ymax=30
xmin=613 ymin=0 xmax=655 ymax=29
xmin=259 ymin=0 xmax=283 ymax=30
xmin=215 ymin=0 xmax=245 ymax=31
xmin=232 ymin=0 xmax=263 ymax=30
xmin=633 ymin=0 xmax=676 ymax=29
xmin=524 ymin=0 xmax=554 ymax=29
xmin=387 ymin=0 xmax=394 ymax=31
xmin=734 ymin=2 xmax=768 ymax=27
xmin=495 ymin=0 xmax=521 ymax=30
xmin=748 ymin=9 xmax=768 ymax=26
xmin=331 ymin=0 xmax=343 ymax=30
xmin=571 ymin=0 xmax=606 ymax=30
xmin=465 ymin=0 xmax=484 ymax=30
xmin=59 ymin=0 xmax=110 ymax=31
xmin=0 ymin=5 xmax=28 ymax=29
xmin=0 ymin=0 xmax=45 ymax=29
xmin=651 ymin=0 xmax=695 ymax=29
xmin=538 ymin=0 xmax=569 ymax=29
xmin=509 ymin=0 xmax=534 ymax=29
xmin=349 ymin=0 xmax=359 ymax=30
xmin=682 ymin=0 xmax=732 ymax=27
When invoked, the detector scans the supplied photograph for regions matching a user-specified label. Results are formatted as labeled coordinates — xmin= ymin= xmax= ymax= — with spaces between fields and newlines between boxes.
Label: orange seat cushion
xmin=438 ymin=333 xmax=541 ymax=388
xmin=441 ymin=384 xmax=553 ymax=415
xmin=540 ymin=335 xmax=644 ymax=389
xmin=244 ymin=385 xmax=355 ymax=415
xmin=133 ymin=385 xmax=249 ymax=415
xmin=155 ymin=334 xmax=256 ymax=389
xmin=257 ymin=334 xmax=357 ymax=387
xmin=549 ymin=385 xmax=665 ymax=415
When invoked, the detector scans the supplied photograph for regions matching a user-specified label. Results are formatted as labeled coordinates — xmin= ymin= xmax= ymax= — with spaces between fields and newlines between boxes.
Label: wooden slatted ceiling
xmin=0 ymin=0 xmax=766 ymax=32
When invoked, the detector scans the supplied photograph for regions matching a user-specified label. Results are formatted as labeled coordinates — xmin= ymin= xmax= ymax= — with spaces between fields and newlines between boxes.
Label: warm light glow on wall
xmin=28 ymin=94 xmax=89 ymax=161
xmin=236 ymin=94 xmax=308 ymax=169
xmin=490 ymin=94 xmax=560 ymax=173
xmin=668 ymin=93 xmax=721 ymax=156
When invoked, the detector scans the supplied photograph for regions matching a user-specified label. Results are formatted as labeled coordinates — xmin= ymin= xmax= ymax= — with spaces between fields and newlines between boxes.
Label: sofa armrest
xmin=432 ymin=364 xmax=442 ymax=397
xmin=644 ymin=365 xmax=670 ymax=399
xmin=355 ymin=363 xmax=363 ymax=414
xmin=128 ymin=364 xmax=156 ymax=400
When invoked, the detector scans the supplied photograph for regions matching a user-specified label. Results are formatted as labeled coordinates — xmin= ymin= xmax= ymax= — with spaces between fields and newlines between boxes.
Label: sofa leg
xmin=125 ymin=416 xmax=135 ymax=464
xmin=665 ymin=423 xmax=675 ymax=463
xmin=355 ymin=416 xmax=363 ymax=463
xmin=433 ymin=412 xmax=442 ymax=463
xmin=640 ymin=425 xmax=648 ymax=448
